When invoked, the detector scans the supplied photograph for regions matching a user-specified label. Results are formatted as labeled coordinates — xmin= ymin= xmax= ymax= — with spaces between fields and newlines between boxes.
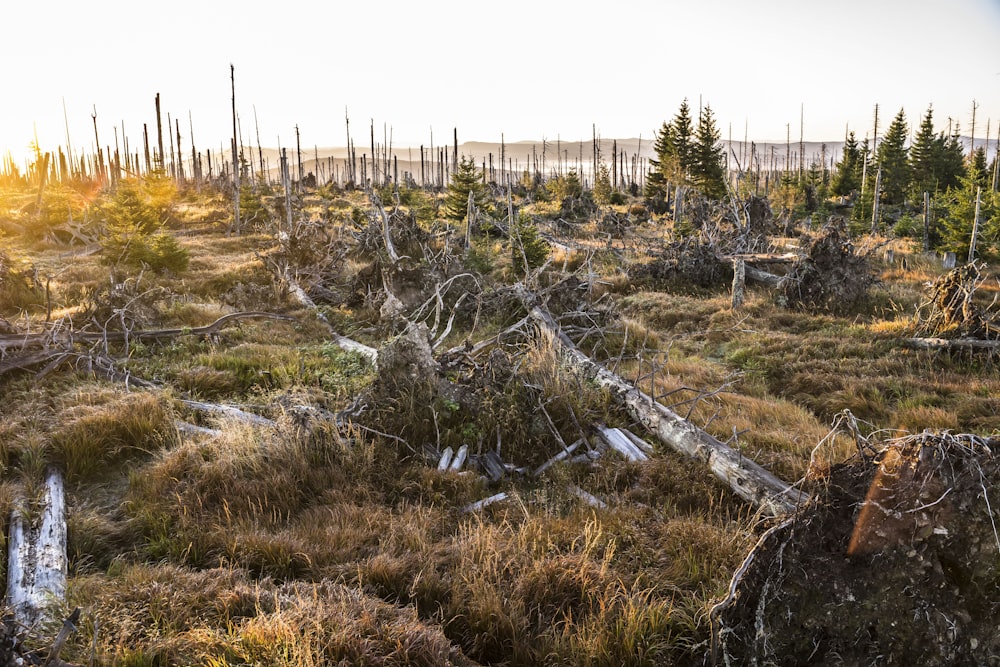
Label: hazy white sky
xmin=2 ymin=0 xmax=999 ymax=165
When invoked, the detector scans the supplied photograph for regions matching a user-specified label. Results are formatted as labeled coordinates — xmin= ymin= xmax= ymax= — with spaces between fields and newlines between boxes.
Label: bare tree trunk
xmin=230 ymin=65 xmax=241 ymax=235
xmin=155 ymin=94 xmax=165 ymax=172
xmin=527 ymin=305 xmax=807 ymax=516
xmin=731 ymin=258 xmax=746 ymax=309
xmin=969 ymin=186 xmax=982 ymax=263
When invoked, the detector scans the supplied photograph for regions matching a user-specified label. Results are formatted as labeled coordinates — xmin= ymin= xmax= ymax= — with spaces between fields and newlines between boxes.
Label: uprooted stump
xmin=713 ymin=431 xmax=1000 ymax=666
xmin=779 ymin=225 xmax=875 ymax=313
xmin=910 ymin=262 xmax=1000 ymax=340
xmin=630 ymin=238 xmax=733 ymax=290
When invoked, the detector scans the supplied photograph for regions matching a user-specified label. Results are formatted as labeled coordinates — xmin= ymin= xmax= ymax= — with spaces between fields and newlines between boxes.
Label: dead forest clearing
xmin=0 ymin=131 xmax=999 ymax=666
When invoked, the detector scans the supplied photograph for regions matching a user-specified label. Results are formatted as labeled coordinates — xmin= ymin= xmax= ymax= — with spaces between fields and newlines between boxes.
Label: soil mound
xmin=715 ymin=431 xmax=1000 ymax=666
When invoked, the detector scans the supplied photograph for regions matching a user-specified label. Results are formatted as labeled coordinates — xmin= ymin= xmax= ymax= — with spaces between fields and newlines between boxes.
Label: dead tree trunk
xmin=6 ymin=469 xmax=67 ymax=627
xmin=527 ymin=305 xmax=808 ymax=516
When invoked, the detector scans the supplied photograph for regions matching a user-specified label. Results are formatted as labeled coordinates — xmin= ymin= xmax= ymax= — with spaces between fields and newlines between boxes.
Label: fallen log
xmin=902 ymin=337 xmax=1000 ymax=351
xmin=284 ymin=269 xmax=379 ymax=367
xmin=593 ymin=425 xmax=648 ymax=462
xmin=0 ymin=311 xmax=295 ymax=354
xmin=528 ymin=305 xmax=808 ymax=516
xmin=6 ymin=469 xmax=67 ymax=628
xmin=462 ymin=492 xmax=509 ymax=513
xmin=742 ymin=264 xmax=782 ymax=288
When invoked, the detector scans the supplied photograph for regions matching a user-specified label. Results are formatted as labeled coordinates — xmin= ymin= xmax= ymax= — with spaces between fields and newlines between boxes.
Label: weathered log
xmin=7 ymin=469 xmax=67 ymax=627
xmin=742 ymin=264 xmax=782 ymax=288
xmin=528 ymin=305 xmax=807 ymax=516
xmin=533 ymin=438 xmax=584 ymax=477
xmin=0 ymin=311 xmax=295 ymax=354
xmin=284 ymin=269 xmax=379 ymax=366
xmin=477 ymin=450 xmax=506 ymax=483
xmin=567 ymin=484 xmax=607 ymax=509
xmin=437 ymin=446 xmax=454 ymax=471
xmin=902 ymin=337 xmax=1000 ymax=351
xmin=449 ymin=444 xmax=469 ymax=472
xmin=180 ymin=400 xmax=275 ymax=426
xmin=462 ymin=492 xmax=509 ymax=513
xmin=593 ymin=425 xmax=648 ymax=462
xmin=731 ymin=257 xmax=746 ymax=309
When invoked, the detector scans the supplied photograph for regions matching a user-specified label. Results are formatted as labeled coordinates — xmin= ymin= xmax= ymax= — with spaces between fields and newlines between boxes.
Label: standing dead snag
xmin=527 ymin=305 xmax=807 ymax=516
xmin=6 ymin=469 xmax=67 ymax=628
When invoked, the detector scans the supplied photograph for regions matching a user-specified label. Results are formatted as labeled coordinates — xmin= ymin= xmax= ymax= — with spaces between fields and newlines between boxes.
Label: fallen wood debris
xmin=527 ymin=303 xmax=808 ymax=516
xmin=533 ymin=438 xmax=584 ymax=477
xmin=462 ymin=492 xmax=509 ymax=513
xmin=902 ymin=336 xmax=1000 ymax=351
xmin=449 ymin=444 xmax=469 ymax=472
xmin=6 ymin=469 xmax=67 ymax=628
xmin=567 ymin=485 xmax=607 ymax=509
xmin=437 ymin=446 xmax=454 ymax=471
xmin=593 ymin=425 xmax=648 ymax=462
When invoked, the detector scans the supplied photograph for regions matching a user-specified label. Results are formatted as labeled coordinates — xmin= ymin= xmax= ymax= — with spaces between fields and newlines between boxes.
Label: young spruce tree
xmin=445 ymin=156 xmax=488 ymax=222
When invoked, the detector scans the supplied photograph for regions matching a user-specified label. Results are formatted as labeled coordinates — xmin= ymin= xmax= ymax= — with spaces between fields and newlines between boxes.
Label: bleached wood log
xmin=462 ymin=492 xmax=509 ymax=513
xmin=437 ymin=446 xmax=454 ymax=471
xmin=594 ymin=425 xmax=648 ymax=462
xmin=621 ymin=428 xmax=655 ymax=455
xmin=174 ymin=421 xmax=223 ymax=438
xmin=742 ymin=264 xmax=782 ymax=288
xmin=7 ymin=469 xmax=67 ymax=627
xmin=567 ymin=485 xmax=607 ymax=509
xmin=528 ymin=305 xmax=808 ymax=516
xmin=731 ymin=257 xmax=746 ymax=309
xmin=449 ymin=444 xmax=469 ymax=472
xmin=532 ymin=438 xmax=584 ymax=477
xmin=180 ymin=400 xmax=275 ymax=426
xmin=902 ymin=337 xmax=1000 ymax=351
xmin=283 ymin=269 xmax=379 ymax=367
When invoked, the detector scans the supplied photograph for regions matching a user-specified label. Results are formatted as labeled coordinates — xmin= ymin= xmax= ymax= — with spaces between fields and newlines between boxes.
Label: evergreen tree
xmin=593 ymin=162 xmax=613 ymax=205
xmin=909 ymin=106 xmax=940 ymax=197
xmin=669 ymin=99 xmax=696 ymax=178
xmin=644 ymin=120 xmax=674 ymax=199
xmin=937 ymin=132 xmax=967 ymax=192
xmin=874 ymin=108 xmax=910 ymax=206
xmin=444 ymin=156 xmax=488 ymax=222
xmin=691 ymin=104 xmax=727 ymax=199
xmin=831 ymin=131 xmax=862 ymax=196
xmin=969 ymin=147 xmax=989 ymax=187
xmin=939 ymin=173 xmax=1000 ymax=258
xmin=645 ymin=99 xmax=696 ymax=198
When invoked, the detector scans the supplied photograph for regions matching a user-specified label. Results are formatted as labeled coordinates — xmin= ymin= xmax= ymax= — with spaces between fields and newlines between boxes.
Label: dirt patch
xmin=714 ymin=431 xmax=1000 ymax=665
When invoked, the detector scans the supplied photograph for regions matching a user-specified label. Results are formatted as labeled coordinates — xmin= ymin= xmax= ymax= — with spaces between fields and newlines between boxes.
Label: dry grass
xmin=3 ymin=180 xmax=998 ymax=666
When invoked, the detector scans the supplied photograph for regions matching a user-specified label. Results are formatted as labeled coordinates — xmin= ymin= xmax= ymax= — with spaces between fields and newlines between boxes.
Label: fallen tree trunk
xmin=0 ymin=311 xmax=295 ymax=354
xmin=6 ymin=469 xmax=67 ymax=627
xmin=527 ymin=305 xmax=808 ymax=516
xmin=284 ymin=269 xmax=379 ymax=367
xmin=742 ymin=264 xmax=783 ymax=288
xmin=902 ymin=336 xmax=1000 ymax=351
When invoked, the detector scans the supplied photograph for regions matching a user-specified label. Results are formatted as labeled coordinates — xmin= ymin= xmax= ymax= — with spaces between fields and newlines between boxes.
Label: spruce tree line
xmin=833 ymin=105 xmax=998 ymax=258
xmin=645 ymin=99 xmax=727 ymax=206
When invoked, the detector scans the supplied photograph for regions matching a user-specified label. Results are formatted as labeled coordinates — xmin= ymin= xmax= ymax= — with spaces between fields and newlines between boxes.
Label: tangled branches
xmin=911 ymin=262 xmax=1000 ymax=340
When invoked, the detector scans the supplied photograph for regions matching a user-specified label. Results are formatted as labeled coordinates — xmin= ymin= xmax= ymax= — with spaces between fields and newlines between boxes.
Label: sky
xmin=1 ymin=0 xmax=999 ymax=166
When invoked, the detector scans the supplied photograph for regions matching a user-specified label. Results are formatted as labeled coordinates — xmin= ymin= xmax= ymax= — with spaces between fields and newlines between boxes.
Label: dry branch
xmin=527 ymin=303 xmax=807 ymax=516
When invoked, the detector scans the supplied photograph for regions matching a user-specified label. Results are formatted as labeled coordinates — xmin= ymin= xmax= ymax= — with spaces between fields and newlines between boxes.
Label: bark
xmin=6 ymin=469 xmax=67 ymax=627
xmin=527 ymin=305 xmax=808 ymax=516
